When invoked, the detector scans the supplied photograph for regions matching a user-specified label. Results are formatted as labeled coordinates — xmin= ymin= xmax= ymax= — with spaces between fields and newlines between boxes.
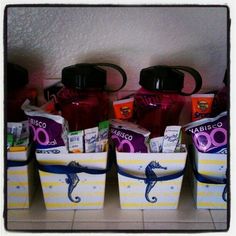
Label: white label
xmin=162 ymin=126 xmax=181 ymax=153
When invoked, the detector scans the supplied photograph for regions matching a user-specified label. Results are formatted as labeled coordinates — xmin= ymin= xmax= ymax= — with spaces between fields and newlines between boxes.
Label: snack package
xmin=98 ymin=120 xmax=109 ymax=141
xmin=110 ymin=119 xmax=150 ymax=153
xmin=7 ymin=120 xmax=30 ymax=152
xmin=20 ymin=120 xmax=29 ymax=138
xmin=7 ymin=122 xmax=23 ymax=141
xmin=84 ymin=127 xmax=98 ymax=153
xmin=68 ymin=130 xmax=84 ymax=153
xmin=162 ymin=126 xmax=182 ymax=153
xmin=7 ymin=133 xmax=14 ymax=150
xmin=175 ymin=144 xmax=187 ymax=153
xmin=40 ymin=98 xmax=59 ymax=114
xmin=22 ymin=99 xmax=68 ymax=151
xmin=149 ymin=136 xmax=163 ymax=153
xmin=14 ymin=137 xmax=29 ymax=147
xmin=95 ymin=139 xmax=108 ymax=152
xmin=191 ymin=94 xmax=214 ymax=121
xmin=113 ymin=97 xmax=134 ymax=120
xmin=185 ymin=111 xmax=227 ymax=154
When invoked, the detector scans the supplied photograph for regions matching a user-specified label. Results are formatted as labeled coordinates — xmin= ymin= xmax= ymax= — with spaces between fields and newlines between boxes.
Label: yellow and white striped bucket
xmin=36 ymin=152 xmax=107 ymax=210
xmin=192 ymin=147 xmax=227 ymax=209
xmin=7 ymin=147 xmax=38 ymax=209
xmin=116 ymin=150 xmax=187 ymax=209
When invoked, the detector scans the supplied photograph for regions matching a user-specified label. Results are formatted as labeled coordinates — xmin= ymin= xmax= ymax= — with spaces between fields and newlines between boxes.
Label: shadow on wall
xmin=150 ymin=44 xmax=226 ymax=93
xmin=150 ymin=47 xmax=202 ymax=95
xmin=77 ymin=50 xmax=143 ymax=91
xmin=7 ymin=48 xmax=45 ymax=87
xmin=76 ymin=51 xmax=127 ymax=92
xmin=7 ymin=47 xmax=46 ymax=103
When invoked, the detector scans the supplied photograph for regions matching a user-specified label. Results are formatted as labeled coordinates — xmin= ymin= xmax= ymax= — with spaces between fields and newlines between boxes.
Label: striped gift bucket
xmin=116 ymin=149 xmax=187 ymax=209
xmin=191 ymin=146 xmax=227 ymax=209
xmin=36 ymin=152 xmax=108 ymax=210
xmin=7 ymin=146 xmax=39 ymax=209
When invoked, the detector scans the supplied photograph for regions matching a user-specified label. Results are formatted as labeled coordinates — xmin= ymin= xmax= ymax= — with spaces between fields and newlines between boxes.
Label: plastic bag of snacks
xmin=22 ymin=99 xmax=110 ymax=154
xmin=109 ymin=119 xmax=150 ymax=153
xmin=110 ymin=119 xmax=184 ymax=153
xmin=22 ymin=99 xmax=69 ymax=153
xmin=184 ymin=111 xmax=227 ymax=154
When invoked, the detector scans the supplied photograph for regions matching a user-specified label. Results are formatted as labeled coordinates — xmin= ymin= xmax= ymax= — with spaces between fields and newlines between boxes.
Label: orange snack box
xmin=191 ymin=94 xmax=214 ymax=121
xmin=113 ymin=97 xmax=134 ymax=120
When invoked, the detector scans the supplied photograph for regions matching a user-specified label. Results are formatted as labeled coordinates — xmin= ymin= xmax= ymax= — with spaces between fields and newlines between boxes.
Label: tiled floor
xmin=6 ymin=170 xmax=228 ymax=232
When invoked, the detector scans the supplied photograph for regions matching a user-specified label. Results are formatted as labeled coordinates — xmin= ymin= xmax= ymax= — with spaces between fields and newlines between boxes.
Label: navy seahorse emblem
xmin=222 ymin=185 xmax=227 ymax=202
xmin=222 ymin=169 xmax=227 ymax=202
xmin=65 ymin=161 xmax=83 ymax=203
xmin=144 ymin=161 xmax=167 ymax=203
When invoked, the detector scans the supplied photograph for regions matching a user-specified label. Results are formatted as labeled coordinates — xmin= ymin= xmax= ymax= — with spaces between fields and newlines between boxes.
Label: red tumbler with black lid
xmin=134 ymin=65 xmax=202 ymax=137
xmin=56 ymin=63 xmax=127 ymax=131
xmin=6 ymin=63 xmax=37 ymax=122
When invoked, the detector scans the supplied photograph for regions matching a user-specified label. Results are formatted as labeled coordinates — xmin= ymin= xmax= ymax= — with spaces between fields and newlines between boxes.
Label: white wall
xmin=7 ymin=6 xmax=227 ymax=100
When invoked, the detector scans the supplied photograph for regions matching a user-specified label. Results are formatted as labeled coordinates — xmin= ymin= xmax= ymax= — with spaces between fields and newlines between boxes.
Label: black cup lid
xmin=62 ymin=63 xmax=106 ymax=89
xmin=7 ymin=63 xmax=28 ymax=89
xmin=139 ymin=65 xmax=184 ymax=92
